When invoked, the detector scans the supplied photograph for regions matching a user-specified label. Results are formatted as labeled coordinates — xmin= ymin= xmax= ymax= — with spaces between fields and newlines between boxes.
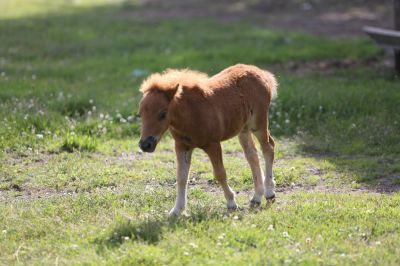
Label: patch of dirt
xmin=0 ymin=188 xmax=76 ymax=202
xmin=122 ymin=0 xmax=394 ymax=38
xmin=269 ymin=57 xmax=391 ymax=75
xmin=0 ymin=186 xmax=119 ymax=203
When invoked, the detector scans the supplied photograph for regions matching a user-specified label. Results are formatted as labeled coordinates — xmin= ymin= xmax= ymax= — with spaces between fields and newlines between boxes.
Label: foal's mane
xmin=140 ymin=69 xmax=209 ymax=94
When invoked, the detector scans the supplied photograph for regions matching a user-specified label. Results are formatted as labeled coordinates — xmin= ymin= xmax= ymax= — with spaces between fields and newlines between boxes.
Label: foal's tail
xmin=260 ymin=69 xmax=278 ymax=100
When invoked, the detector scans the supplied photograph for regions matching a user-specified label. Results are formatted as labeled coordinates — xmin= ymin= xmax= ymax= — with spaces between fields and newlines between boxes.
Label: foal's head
xmin=138 ymin=90 xmax=173 ymax=152
xmin=138 ymin=68 xmax=207 ymax=152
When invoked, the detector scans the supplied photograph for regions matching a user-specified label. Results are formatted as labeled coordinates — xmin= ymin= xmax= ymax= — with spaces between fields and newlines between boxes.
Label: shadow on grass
xmin=95 ymin=207 xmax=225 ymax=249
xmin=285 ymin=135 xmax=400 ymax=193
xmin=269 ymin=70 xmax=400 ymax=193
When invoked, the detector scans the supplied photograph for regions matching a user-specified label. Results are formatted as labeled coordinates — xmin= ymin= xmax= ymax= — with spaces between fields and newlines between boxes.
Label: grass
xmin=60 ymin=134 xmax=97 ymax=153
xmin=0 ymin=1 xmax=399 ymax=265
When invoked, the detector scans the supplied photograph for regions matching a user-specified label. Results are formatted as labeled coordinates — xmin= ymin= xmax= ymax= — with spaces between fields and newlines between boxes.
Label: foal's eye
xmin=158 ymin=111 xmax=167 ymax=120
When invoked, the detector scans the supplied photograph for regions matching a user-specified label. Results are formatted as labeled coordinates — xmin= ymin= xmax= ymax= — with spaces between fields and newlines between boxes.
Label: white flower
xmin=99 ymin=113 xmax=104 ymax=119
xmin=87 ymin=111 xmax=92 ymax=116
xmin=267 ymin=224 xmax=274 ymax=231
xmin=36 ymin=134 xmax=44 ymax=139
xmin=2 ymin=230 xmax=6 ymax=234
xmin=127 ymin=115 xmax=135 ymax=122
xmin=31 ymin=74 xmax=36 ymax=80
xmin=302 ymin=2 xmax=312 ymax=11
xmin=123 ymin=236 xmax=130 ymax=241
xmin=92 ymin=106 xmax=96 ymax=111
xmin=306 ymin=237 xmax=311 ymax=243
xmin=285 ymin=119 xmax=290 ymax=124
xmin=89 ymin=99 xmax=94 ymax=104
xmin=120 ymin=118 xmax=127 ymax=123
xmin=282 ymin=231 xmax=289 ymax=238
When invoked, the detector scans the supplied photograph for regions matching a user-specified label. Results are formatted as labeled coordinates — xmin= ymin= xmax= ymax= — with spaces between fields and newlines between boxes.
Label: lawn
xmin=0 ymin=1 xmax=400 ymax=265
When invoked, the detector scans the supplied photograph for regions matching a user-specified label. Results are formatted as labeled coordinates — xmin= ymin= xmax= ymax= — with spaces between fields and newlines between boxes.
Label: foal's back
xmin=204 ymin=64 xmax=277 ymax=137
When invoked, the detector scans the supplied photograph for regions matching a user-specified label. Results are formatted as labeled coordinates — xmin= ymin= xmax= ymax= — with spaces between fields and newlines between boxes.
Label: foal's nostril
xmin=144 ymin=142 xmax=151 ymax=149
xmin=139 ymin=136 xmax=157 ymax=152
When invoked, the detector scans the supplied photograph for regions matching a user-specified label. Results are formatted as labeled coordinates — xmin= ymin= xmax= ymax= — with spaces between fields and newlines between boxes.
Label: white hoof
xmin=251 ymin=193 xmax=263 ymax=203
xmin=265 ymin=188 xmax=276 ymax=199
xmin=227 ymin=199 xmax=238 ymax=210
xmin=169 ymin=207 xmax=184 ymax=216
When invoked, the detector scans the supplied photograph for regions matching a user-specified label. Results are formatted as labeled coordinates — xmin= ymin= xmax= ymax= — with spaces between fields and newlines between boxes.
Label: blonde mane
xmin=140 ymin=69 xmax=209 ymax=93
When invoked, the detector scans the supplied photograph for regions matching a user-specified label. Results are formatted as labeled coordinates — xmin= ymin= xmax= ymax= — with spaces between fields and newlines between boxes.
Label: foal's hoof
xmin=249 ymin=199 xmax=261 ymax=208
xmin=227 ymin=200 xmax=238 ymax=212
xmin=169 ymin=207 xmax=183 ymax=217
xmin=265 ymin=195 xmax=276 ymax=206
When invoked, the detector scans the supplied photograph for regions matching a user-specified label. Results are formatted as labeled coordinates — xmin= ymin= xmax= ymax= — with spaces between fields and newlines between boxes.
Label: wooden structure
xmin=364 ymin=0 xmax=400 ymax=73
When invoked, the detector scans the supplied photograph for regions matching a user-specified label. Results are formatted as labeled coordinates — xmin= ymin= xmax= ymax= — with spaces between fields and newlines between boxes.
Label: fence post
xmin=395 ymin=0 xmax=400 ymax=73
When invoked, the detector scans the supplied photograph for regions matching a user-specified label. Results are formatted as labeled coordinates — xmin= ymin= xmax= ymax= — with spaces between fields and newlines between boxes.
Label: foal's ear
xmin=164 ymin=84 xmax=182 ymax=101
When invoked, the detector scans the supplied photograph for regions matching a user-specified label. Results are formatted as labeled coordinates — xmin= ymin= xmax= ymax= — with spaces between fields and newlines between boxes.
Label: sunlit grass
xmin=0 ymin=0 xmax=399 ymax=265
xmin=0 ymin=0 xmax=127 ymax=19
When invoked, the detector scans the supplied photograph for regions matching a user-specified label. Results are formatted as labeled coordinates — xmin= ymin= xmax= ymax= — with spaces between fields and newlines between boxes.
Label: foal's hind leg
xmin=238 ymin=130 xmax=264 ymax=206
xmin=204 ymin=142 xmax=237 ymax=210
xmin=254 ymin=130 xmax=276 ymax=200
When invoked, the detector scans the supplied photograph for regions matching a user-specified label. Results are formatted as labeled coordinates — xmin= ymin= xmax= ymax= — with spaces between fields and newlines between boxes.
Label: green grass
xmin=0 ymin=1 xmax=399 ymax=265
xmin=1 ymin=191 xmax=399 ymax=265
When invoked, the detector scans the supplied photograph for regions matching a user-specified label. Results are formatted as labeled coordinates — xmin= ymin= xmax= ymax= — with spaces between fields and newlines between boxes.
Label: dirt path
xmin=124 ymin=0 xmax=394 ymax=38
xmin=1 ymin=149 xmax=399 ymax=203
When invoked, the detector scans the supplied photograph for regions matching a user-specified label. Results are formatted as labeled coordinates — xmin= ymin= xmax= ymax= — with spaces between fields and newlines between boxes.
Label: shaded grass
xmin=60 ymin=134 xmax=97 ymax=152
xmin=0 ymin=1 xmax=395 ymax=158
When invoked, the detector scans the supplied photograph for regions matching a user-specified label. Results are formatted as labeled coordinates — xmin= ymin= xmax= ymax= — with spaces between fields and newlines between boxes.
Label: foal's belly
xmin=170 ymin=100 xmax=250 ymax=148
xmin=170 ymin=118 xmax=245 ymax=149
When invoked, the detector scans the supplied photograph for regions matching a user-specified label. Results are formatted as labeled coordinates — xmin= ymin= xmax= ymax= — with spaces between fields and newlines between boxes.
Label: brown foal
xmin=138 ymin=64 xmax=277 ymax=216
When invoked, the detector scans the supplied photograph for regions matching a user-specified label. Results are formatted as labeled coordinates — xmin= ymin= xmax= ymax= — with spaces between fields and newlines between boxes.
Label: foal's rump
xmin=206 ymin=64 xmax=278 ymax=138
xmin=210 ymin=64 xmax=277 ymax=102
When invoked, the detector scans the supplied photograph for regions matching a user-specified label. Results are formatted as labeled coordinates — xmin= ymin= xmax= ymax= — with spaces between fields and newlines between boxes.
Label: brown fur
xmin=139 ymin=64 xmax=278 ymax=215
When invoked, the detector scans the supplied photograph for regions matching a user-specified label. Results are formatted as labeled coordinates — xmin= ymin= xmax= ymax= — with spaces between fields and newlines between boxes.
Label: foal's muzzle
xmin=139 ymin=136 xmax=157 ymax=152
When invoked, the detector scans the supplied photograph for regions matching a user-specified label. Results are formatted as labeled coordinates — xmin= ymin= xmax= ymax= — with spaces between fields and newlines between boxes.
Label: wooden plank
xmin=395 ymin=0 xmax=400 ymax=29
xmin=363 ymin=26 xmax=400 ymax=49
xmin=394 ymin=0 xmax=400 ymax=73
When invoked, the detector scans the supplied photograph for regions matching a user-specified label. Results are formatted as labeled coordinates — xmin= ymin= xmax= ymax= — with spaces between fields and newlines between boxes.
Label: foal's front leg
xmin=204 ymin=142 xmax=238 ymax=210
xmin=169 ymin=142 xmax=193 ymax=216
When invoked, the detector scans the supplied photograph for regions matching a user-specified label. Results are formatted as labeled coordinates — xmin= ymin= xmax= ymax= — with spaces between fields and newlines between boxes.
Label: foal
xmin=138 ymin=64 xmax=277 ymax=216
